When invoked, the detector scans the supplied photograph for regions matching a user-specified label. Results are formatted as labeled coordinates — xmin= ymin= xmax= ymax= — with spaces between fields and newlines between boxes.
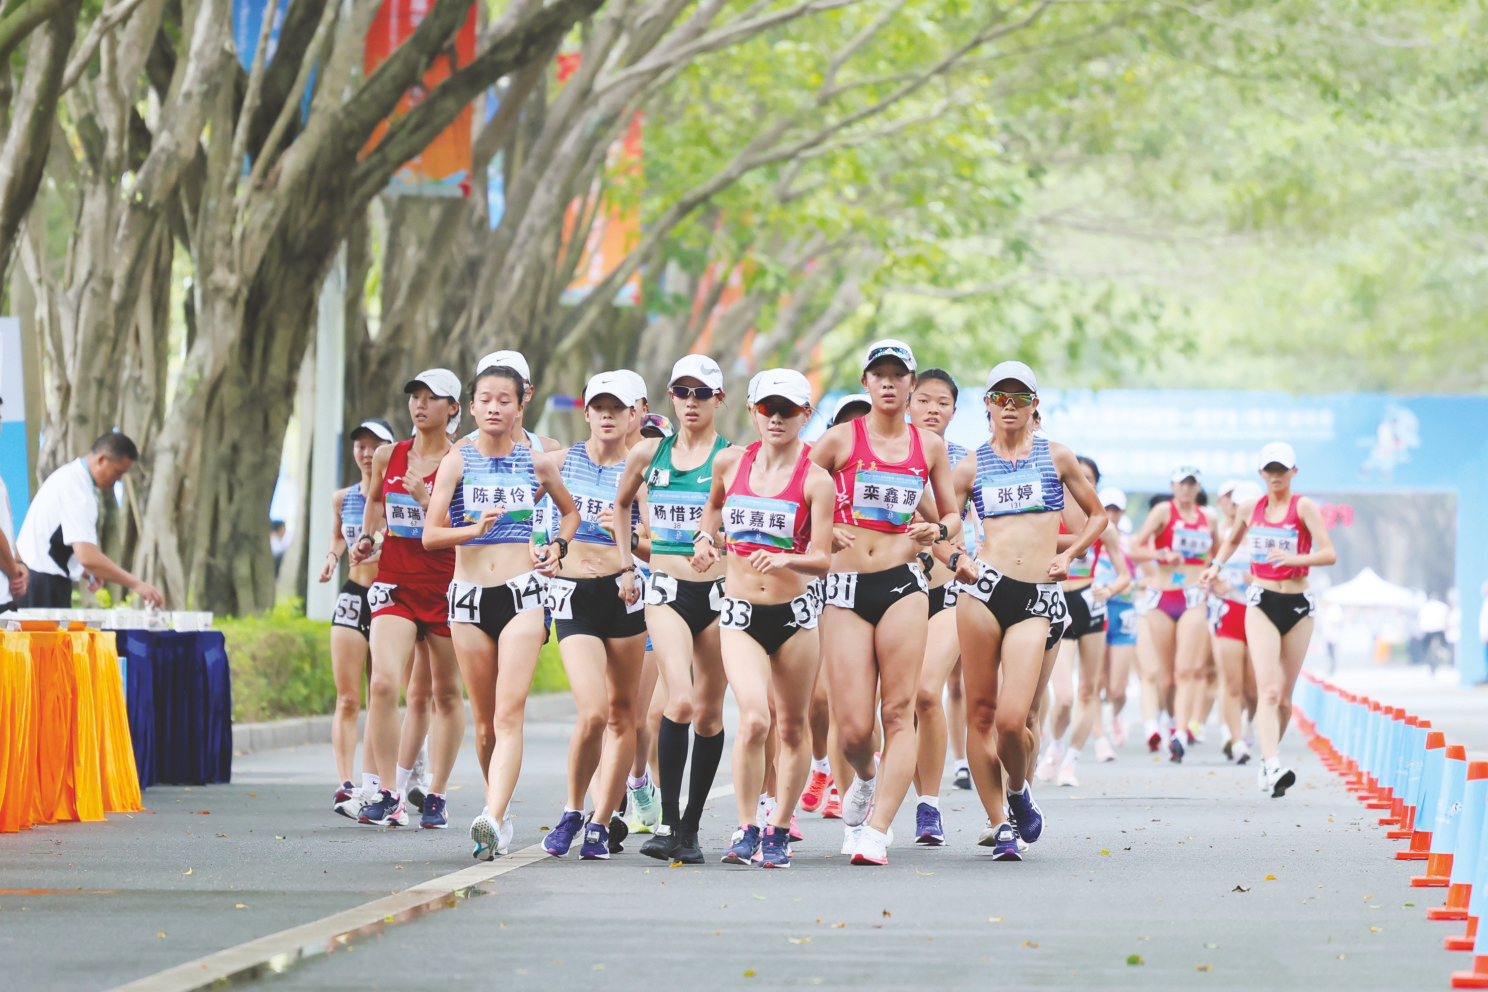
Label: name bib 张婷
xmin=851 ymin=470 xmax=923 ymax=528
xmin=724 ymin=494 xmax=796 ymax=551
xmin=976 ymin=468 xmax=1044 ymax=517
xmin=385 ymin=494 xmax=426 ymax=538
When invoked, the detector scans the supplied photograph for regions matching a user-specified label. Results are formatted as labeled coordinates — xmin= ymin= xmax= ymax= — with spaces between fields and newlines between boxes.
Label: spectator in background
xmin=1319 ymin=600 xmax=1344 ymax=675
xmin=1417 ymin=595 xmax=1450 ymax=673
xmin=16 ymin=431 xmax=164 ymax=610
xmin=270 ymin=519 xmax=288 ymax=576
xmin=0 ymin=460 xmax=25 ymax=613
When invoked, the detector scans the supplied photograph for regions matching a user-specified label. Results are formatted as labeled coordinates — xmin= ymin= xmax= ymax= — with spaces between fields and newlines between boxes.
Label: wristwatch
xmin=552 ymin=537 xmax=569 ymax=560
xmin=948 ymin=551 xmax=963 ymax=573
xmin=631 ymin=531 xmax=641 ymax=551
xmin=938 ymin=522 xmax=949 ymax=543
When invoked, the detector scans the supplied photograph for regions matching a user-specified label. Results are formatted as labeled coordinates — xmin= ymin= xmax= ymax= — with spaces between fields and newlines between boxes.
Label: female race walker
xmin=322 ymin=418 xmax=395 ymax=816
xmin=423 ymin=362 xmax=578 ymax=859
xmin=349 ymin=371 xmax=466 ymax=830
xmin=691 ymin=369 xmax=833 ymax=867
xmin=810 ymin=339 xmax=963 ymax=867
xmin=538 ymin=372 xmax=652 ymax=860
xmin=1201 ymin=442 xmax=1334 ymax=797
xmin=1210 ymin=480 xmax=1261 ymax=765
xmin=1129 ymin=466 xmax=1217 ymax=763
xmin=952 ymin=361 xmax=1106 ymax=860
xmin=614 ymin=355 xmax=732 ymax=865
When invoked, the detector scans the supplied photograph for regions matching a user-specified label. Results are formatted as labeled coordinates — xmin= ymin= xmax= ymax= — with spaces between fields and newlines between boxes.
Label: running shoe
xmin=1265 ymin=766 xmax=1296 ymax=798
xmin=639 ymin=824 xmax=675 ymax=861
xmin=722 ymin=825 xmax=761 ymax=865
xmin=607 ymin=814 xmax=629 ymax=854
xmin=420 ymin=792 xmax=448 ymax=829
xmin=580 ymin=822 xmax=610 ymax=860
xmin=544 ymin=809 xmax=585 ymax=857
xmin=953 ymin=766 xmax=972 ymax=790
xmin=626 ymin=779 xmax=661 ymax=833
xmin=821 ymin=789 xmax=843 ymax=819
xmin=1005 ymin=785 xmax=1043 ymax=843
xmin=1232 ymin=740 xmax=1251 ymax=765
xmin=470 ymin=808 xmax=511 ymax=861
xmin=1257 ymin=765 xmax=1268 ymax=792
xmin=406 ymin=741 xmax=431 ymax=812
xmin=406 ymin=788 xmax=425 ymax=815
xmin=1168 ymin=733 xmax=1185 ymax=763
xmin=841 ymin=776 xmax=875 ymax=827
xmin=1109 ymin=718 xmax=1127 ymax=748
xmin=671 ymin=827 xmax=705 ymax=865
xmin=841 ymin=823 xmax=861 ymax=855
xmin=915 ymin=802 xmax=945 ymax=846
xmin=760 ymin=825 xmax=791 ymax=868
xmin=1034 ymin=748 xmax=1060 ymax=783
xmin=1095 ymin=738 xmax=1116 ymax=763
xmin=1057 ymin=762 xmax=1079 ymax=788
xmin=1188 ymin=720 xmax=1206 ymax=744
xmin=333 ymin=783 xmax=361 ymax=819
xmin=788 ymin=813 xmax=803 ymax=842
xmin=1147 ymin=729 xmax=1162 ymax=753
xmin=359 ymin=790 xmax=407 ymax=827
xmin=756 ymin=796 xmax=778 ymax=831
xmin=800 ymin=770 xmax=832 ymax=813
xmin=850 ymin=825 xmax=890 ymax=866
xmin=988 ymin=822 xmax=1022 ymax=861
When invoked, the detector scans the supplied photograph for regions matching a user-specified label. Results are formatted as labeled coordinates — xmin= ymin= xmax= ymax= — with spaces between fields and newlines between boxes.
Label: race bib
xmin=646 ymin=571 xmax=679 ymax=606
xmin=340 ymin=521 xmax=361 ymax=547
xmin=851 ymin=470 xmax=924 ymax=529
xmin=718 ymin=596 xmax=753 ymax=631
xmin=941 ymin=582 xmax=959 ymax=610
xmin=1248 ymin=525 xmax=1298 ymax=565
xmin=908 ymin=560 xmax=929 ymax=594
xmin=545 ymin=578 xmax=576 ymax=619
xmin=1082 ymin=587 xmax=1107 ymax=619
xmin=568 ymin=479 xmax=619 ymax=542
xmin=619 ymin=572 xmax=646 ymax=614
xmin=384 ymin=494 xmax=426 ymax=539
xmin=1068 ymin=546 xmax=1096 ymax=581
xmin=789 ymin=592 xmax=816 ymax=627
xmin=976 ymin=468 xmax=1045 ymax=517
xmin=650 ymin=491 xmax=708 ymax=547
xmin=505 ymin=571 xmax=547 ymax=613
xmin=961 ymin=560 xmax=1003 ymax=605
xmin=804 ymin=579 xmax=826 ymax=625
xmin=1119 ymin=605 xmax=1138 ymax=637
xmin=1031 ymin=584 xmax=1068 ymax=622
xmin=1183 ymin=585 xmax=1206 ymax=611
xmin=1245 ymin=584 xmax=1264 ymax=608
xmin=447 ymin=580 xmax=482 ymax=624
xmin=368 ymin=581 xmax=396 ymax=611
xmin=724 ymin=494 xmax=797 ymax=551
xmin=708 ymin=578 xmax=725 ymax=612
xmin=1137 ymin=587 xmax=1161 ymax=613
xmin=461 ymin=473 xmax=536 ymax=524
xmin=333 ymin=592 xmax=363 ymax=626
xmin=1171 ymin=525 xmax=1212 ymax=560
xmin=824 ymin=571 xmax=858 ymax=609
xmin=530 ymin=500 xmax=550 ymax=545
xmin=646 ymin=467 xmax=671 ymax=488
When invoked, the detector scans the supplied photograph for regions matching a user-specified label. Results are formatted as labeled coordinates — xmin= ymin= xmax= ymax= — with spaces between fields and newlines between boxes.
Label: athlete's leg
xmin=865 ymin=593 xmax=930 ymax=835
xmin=1245 ymin=608 xmax=1286 ymax=762
xmin=483 ymin=610 xmax=547 ymax=819
xmin=1026 ymin=641 xmax=1061 ymax=782
xmin=947 ymin=660 xmax=968 ymax=764
xmin=913 ymin=608 xmax=962 ymax=797
xmin=1000 ymin=623 xmax=1054 ymax=794
xmin=956 ymin=599 xmax=1007 ymax=825
xmin=330 ymin=626 xmax=369 ymax=784
xmin=1276 ymin=618 xmax=1313 ymax=742
xmin=591 ymin=632 xmax=647 ymax=824
xmin=768 ymin=629 xmax=822 ymax=827
xmin=1172 ymin=606 xmax=1208 ymax=735
xmin=721 ymin=628 xmax=773 ymax=827
xmin=808 ymin=665 xmax=831 ymax=763
xmin=821 ymin=605 xmax=881 ymax=783
xmin=421 ymin=634 xmax=464 ymax=794
xmin=1135 ymin=613 xmax=1163 ymax=728
xmin=559 ymin=634 xmax=610 ymax=811
xmin=646 ymin=604 xmax=697 ymax=826
xmin=452 ymin=623 xmax=496 ymax=783
xmin=1107 ymin=644 xmax=1133 ymax=724
xmin=1144 ymin=610 xmax=1178 ymax=731
xmin=630 ymin=649 xmax=660 ymax=780
xmin=1048 ymin=640 xmax=1076 ymax=741
xmin=1215 ymin=635 xmax=1247 ymax=749
xmin=365 ymin=616 xmax=419 ymax=786
xmin=1067 ymin=631 xmax=1108 ymax=753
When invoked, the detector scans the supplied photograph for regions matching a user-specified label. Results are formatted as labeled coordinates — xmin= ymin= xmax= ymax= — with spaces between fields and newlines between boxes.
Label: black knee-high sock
xmin=682 ymin=728 xmax=726 ymax=829
xmin=658 ymin=717 xmax=690 ymax=826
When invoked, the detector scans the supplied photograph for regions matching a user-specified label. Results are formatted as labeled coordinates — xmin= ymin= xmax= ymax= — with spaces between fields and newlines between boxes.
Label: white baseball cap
xmin=614 ymin=369 xmax=648 ymax=403
xmin=668 ymin=354 xmax=724 ymax=390
xmin=748 ymin=369 xmax=812 ymax=407
xmin=830 ymin=393 xmax=873 ymax=425
xmin=583 ymin=371 xmax=642 ymax=409
xmin=862 ymin=338 xmax=916 ymax=374
xmin=1217 ymin=478 xmax=1242 ymax=499
xmin=476 ymin=350 xmax=532 ymax=385
xmin=1170 ymin=464 xmax=1202 ymax=484
xmin=1258 ymin=441 xmax=1298 ymax=471
xmin=1231 ymin=481 xmax=1264 ymax=503
xmin=349 ymin=419 xmax=395 ymax=443
xmin=1098 ymin=486 xmax=1127 ymax=511
xmin=985 ymin=361 xmax=1038 ymax=394
xmin=403 ymin=368 xmax=461 ymax=402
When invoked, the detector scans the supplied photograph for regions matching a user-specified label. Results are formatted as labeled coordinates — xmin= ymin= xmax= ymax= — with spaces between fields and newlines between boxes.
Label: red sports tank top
xmin=377 ymin=440 xmax=456 ymax=582
xmin=1155 ymin=502 xmax=1213 ymax=565
xmin=831 ymin=417 xmax=928 ymax=534
xmin=1247 ymin=494 xmax=1312 ymax=581
xmin=723 ymin=443 xmax=813 ymax=556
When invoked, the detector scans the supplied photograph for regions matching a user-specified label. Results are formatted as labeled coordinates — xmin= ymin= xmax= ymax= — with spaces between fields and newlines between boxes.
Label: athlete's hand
xmin=1092 ymin=585 xmax=1113 ymax=602
xmin=1197 ymin=564 xmax=1219 ymax=590
xmin=954 ymin=554 xmax=980 ymax=584
xmin=597 ymin=506 xmax=616 ymax=537
xmin=348 ymin=538 xmax=372 ymax=566
xmin=831 ymin=527 xmax=856 ymax=553
xmin=405 ymin=475 xmax=431 ymax=508
xmin=1265 ymin=548 xmax=1298 ymax=567
xmin=619 ymin=569 xmax=640 ymax=606
xmin=474 ymin=507 xmax=504 ymax=536
xmin=1157 ymin=548 xmax=1181 ymax=565
xmin=318 ymin=553 xmax=338 ymax=583
xmin=691 ymin=536 xmax=720 ymax=573
xmin=532 ymin=542 xmax=562 ymax=577
xmin=908 ymin=521 xmax=940 ymax=547
xmin=1047 ymin=552 xmax=1072 ymax=582
xmin=748 ymin=550 xmax=790 ymax=574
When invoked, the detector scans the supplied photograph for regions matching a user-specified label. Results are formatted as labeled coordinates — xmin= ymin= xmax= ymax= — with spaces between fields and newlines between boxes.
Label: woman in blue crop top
xmin=424 ymin=364 xmax=581 ymax=861
xmin=945 ymin=361 xmax=1107 ymax=861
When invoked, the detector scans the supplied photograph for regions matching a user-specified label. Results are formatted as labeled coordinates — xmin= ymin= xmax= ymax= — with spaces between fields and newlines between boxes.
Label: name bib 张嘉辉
xmin=723 ymin=494 xmax=797 ymax=551
xmin=851 ymin=470 xmax=923 ymax=528
xmin=385 ymin=494 xmax=426 ymax=538
xmin=650 ymin=491 xmax=709 ymax=548
xmin=1248 ymin=525 xmax=1298 ymax=564
xmin=567 ymin=479 xmax=619 ymax=543
xmin=1171 ymin=525 xmax=1212 ymax=560
xmin=976 ymin=468 xmax=1045 ymax=517
xmin=461 ymin=473 xmax=536 ymax=525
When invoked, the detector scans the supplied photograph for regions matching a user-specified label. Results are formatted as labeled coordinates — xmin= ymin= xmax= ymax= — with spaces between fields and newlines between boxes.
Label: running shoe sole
xmin=916 ymin=835 xmax=946 ymax=846
xmin=849 ymin=852 xmax=888 ymax=866
xmin=1270 ymin=770 xmax=1296 ymax=798
xmin=991 ymin=846 xmax=1022 ymax=861
xmin=471 ymin=819 xmax=498 ymax=861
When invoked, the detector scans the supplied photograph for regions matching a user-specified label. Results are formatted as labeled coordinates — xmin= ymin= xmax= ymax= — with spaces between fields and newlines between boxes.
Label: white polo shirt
xmin=0 ymin=476 xmax=13 ymax=607
xmin=17 ymin=458 xmax=100 ymax=581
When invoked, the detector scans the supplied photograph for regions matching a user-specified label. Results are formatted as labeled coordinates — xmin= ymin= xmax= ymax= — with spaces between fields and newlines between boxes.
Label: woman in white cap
xmin=613 ymin=354 xmax=732 ymax=864
xmin=423 ymin=362 xmax=579 ymax=858
xmin=1209 ymin=480 xmax=1261 ymax=764
xmin=348 ymin=370 xmax=466 ymax=830
xmin=538 ymin=372 xmax=652 ymax=860
xmin=809 ymin=339 xmax=964 ymax=867
xmin=689 ymin=369 xmax=833 ymax=867
xmin=1201 ymin=442 xmax=1335 ymax=797
xmin=1128 ymin=464 xmax=1218 ymax=763
xmin=949 ymin=360 xmax=1106 ymax=860
xmin=320 ymin=418 xmax=395 ymax=817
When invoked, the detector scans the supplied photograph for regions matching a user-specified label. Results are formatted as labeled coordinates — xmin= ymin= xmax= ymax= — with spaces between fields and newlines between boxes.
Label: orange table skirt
xmin=0 ymin=630 xmax=145 ymax=832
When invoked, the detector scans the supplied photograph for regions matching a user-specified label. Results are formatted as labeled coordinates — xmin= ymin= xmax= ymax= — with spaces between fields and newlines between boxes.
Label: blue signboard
xmin=0 ymin=317 xmax=29 ymax=524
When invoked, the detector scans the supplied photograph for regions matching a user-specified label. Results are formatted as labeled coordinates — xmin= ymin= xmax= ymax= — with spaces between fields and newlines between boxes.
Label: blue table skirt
xmin=119 ymin=631 xmax=233 ymax=787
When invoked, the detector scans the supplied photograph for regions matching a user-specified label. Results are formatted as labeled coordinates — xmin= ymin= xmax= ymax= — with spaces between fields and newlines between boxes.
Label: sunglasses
xmin=986 ymin=390 xmax=1035 ymax=408
xmin=670 ymin=385 xmax=718 ymax=400
xmin=755 ymin=400 xmax=806 ymax=419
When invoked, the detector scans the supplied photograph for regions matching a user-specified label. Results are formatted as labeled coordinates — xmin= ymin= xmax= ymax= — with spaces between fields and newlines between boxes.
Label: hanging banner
xmin=0 ymin=318 xmax=30 ymax=523
xmin=363 ymin=0 xmax=479 ymax=196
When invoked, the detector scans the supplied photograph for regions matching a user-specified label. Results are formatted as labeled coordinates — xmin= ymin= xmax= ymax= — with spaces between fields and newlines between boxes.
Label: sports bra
xmin=831 ymin=417 xmax=928 ymax=533
xmin=446 ymin=441 xmax=538 ymax=546
xmin=1156 ymin=502 xmax=1213 ymax=565
xmin=723 ymin=442 xmax=813 ymax=557
xmin=561 ymin=442 xmax=639 ymax=546
xmin=647 ymin=434 xmax=730 ymax=556
xmin=1248 ymin=494 xmax=1312 ymax=581
xmin=969 ymin=435 xmax=1064 ymax=519
xmin=340 ymin=486 xmax=367 ymax=547
xmin=378 ymin=440 xmax=456 ymax=580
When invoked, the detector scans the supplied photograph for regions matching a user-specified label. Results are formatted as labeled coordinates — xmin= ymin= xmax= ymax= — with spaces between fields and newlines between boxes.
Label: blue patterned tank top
xmin=340 ymin=486 xmax=367 ymax=546
xmin=447 ymin=441 xmax=538 ymax=545
xmin=561 ymin=443 xmax=639 ymax=546
xmin=970 ymin=435 xmax=1064 ymax=519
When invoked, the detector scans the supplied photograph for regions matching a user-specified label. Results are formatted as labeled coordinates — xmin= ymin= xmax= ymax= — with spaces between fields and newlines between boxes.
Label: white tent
xmin=1322 ymin=567 xmax=1419 ymax=609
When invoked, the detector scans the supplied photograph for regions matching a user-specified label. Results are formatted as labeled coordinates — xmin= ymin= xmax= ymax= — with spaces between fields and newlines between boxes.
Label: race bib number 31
xmin=851 ymin=471 xmax=923 ymax=529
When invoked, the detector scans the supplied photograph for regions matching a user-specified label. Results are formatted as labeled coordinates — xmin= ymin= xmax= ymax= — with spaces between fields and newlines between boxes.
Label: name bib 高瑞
xmin=385 ymin=494 xmax=426 ymax=539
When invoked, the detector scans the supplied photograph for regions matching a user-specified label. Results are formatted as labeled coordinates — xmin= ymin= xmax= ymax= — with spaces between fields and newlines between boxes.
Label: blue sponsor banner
xmin=0 ymin=317 xmax=29 ymax=524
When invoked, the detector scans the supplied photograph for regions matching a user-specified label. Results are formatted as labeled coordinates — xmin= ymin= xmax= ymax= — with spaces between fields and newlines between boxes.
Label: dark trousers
xmin=17 ymin=571 xmax=74 ymax=609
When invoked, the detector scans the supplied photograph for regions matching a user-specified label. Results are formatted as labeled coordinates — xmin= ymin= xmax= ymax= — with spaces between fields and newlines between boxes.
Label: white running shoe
xmin=1035 ymin=747 xmax=1061 ymax=783
xmin=1257 ymin=765 xmax=1269 ymax=792
xmin=1095 ymin=738 xmax=1116 ymax=763
xmin=841 ymin=823 xmax=861 ymax=855
xmin=1057 ymin=762 xmax=1079 ymax=788
xmin=850 ymin=826 xmax=890 ymax=866
xmin=1109 ymin=718 xmax=1127 ymax=748
xmin=334 ymin=788 xmax=367 ymax=820
xmin=496 ymin=811 xmax=514 ymax=853
xmin=1232 ymin=740 xmax=1251 ymax=765
xmin=756 ymin=795 xmax=778 ymax=831
xmin=411 ymin=740 xmax=431 ymax=794
xmin=841 ymin=776 xmax=875 ymax=827
xmin=627 ymin=779 xmax=661 ymax=833
xmin=1265 ymin=766 xmax=1296 ymax=798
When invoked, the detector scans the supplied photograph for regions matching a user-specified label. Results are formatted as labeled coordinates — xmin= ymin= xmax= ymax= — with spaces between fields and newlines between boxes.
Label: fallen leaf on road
xmin=275 ymin=836 xmax=285 ymax=840
xmin=1232 ymin=885 xmax=1251 ymax=893
xmin=1337 ymin=954 xmax=1346 ymax=960
xmin=743 ymin=970 xmax=755 ymax=977
xmin=788 ymin=938 xmax=810 ymax=944
xmin=832 ymin=923 xmax=846 ymax=929
xmin=1204 ymin=942 xmax=1218 ymax=949
xmin=914 ymin=869 xmax=934 ymax=876
xmin=882 ymin=910 xmax=891 ymax=917
xmin=450 ymin=785 xmax=462 ymax=790
xmin=988 ymin=917 xmax=1004 ymax=923
xmin=235 ymin=904 xmax=246 ymax=909
xmin=1369 ymin=926 xmax=1382 ymax=932
xmin=753 ymin=894 xmax=767 ymax=901
xmin=216 ymin=834 xmax=227 ymax=838
xmin=592 ymin=964 xmax=604 ymax=971
xmin=1126 ymin=955 xmax=1143 ymax=965
xmin=182 ymin=868 xmax=192 ymax=875
xmin=1404 ymin=902 xmax=1415 ymax=907
xmin=157 ymin=933 xmax=166 ymax=938
xmin=394 ymin=866 xmax=404 ymax=870
xmin=1364 ymin=893 xmax=1373 ymax=899
xmin=1100 ymin=850 xmax=1110 ymax=856
xmin=1264 ymin=875 xmax=1276 ymax=880
xmin=669 ymin=861 xmax=685 ymax=867
xmin=1024 ymin=942 xmax=1039 ymax=949
xmin=195 ymin=811 xmax=211 ymax=815
xmin=1196 ymin=964 xmax=1211 ymax=971
xmin=249 ymin=794 xmax=257 ymax=797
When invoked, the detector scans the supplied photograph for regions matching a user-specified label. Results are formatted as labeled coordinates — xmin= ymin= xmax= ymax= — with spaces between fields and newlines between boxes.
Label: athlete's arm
xmin=1201 ymin=499 xmax=1254 ymax=588
xmin=423 ymin=446 xmax=499 ymax=550
xmin=945 ymin=451 xmax=981 ymax=581
xmin=319 ymin=488 xmax=348 ymax=583
xmin=1281 ymin=497 xmax=1337 ymax=568
xmin=918 ymin=430 xmax=964 ymax=550
xmin=1095 ymin=524 xmax=1132 ymax=600
xmin=533 ymin=450 xmax=580 ymax=577
xmin=349 ymin=446 xmax=392 ymax=565
xmin=1050 ymin=442 xmax=1107 ymax=581
xmin=1127 ymin=503 xmax=1171 ymax=563
xmin=691 ymin=447 xmax=740 ymax=573
xmin=614 ymin=438 xmax=661 ymax=574
xmin=782 ymin=464 xmax=835 ymax=578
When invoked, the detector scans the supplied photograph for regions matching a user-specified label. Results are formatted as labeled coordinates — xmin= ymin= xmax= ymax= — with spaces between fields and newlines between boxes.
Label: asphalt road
xmin=2 ymin=701 xmax=1461 ymax=992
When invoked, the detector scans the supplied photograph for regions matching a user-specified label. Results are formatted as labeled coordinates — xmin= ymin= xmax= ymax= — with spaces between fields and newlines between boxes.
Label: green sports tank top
xmin=646 ymin=434 xmax=729 ymax=556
